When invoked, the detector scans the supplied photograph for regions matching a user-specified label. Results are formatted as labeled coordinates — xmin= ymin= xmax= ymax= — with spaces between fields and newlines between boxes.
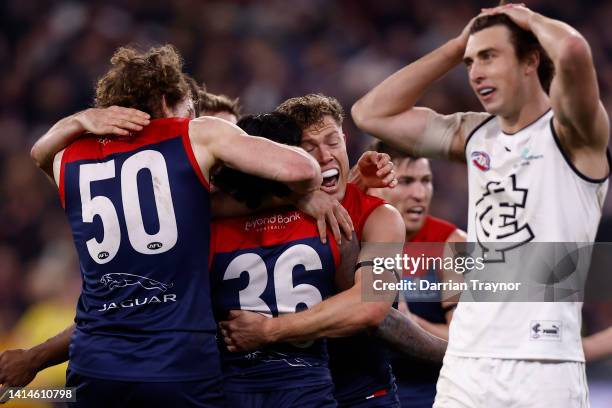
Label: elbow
xmin=30 ymin=143 xmax=44 ymax=169
xmin=362 ymin=302 xmax=392 ymax=329
xmin=286 ymin=158 xmax=321 ymax=194
xmin=351 ymin=100 xmax=370 ymax=131
xmin=557 ymin=35 xmax=591 ymax=71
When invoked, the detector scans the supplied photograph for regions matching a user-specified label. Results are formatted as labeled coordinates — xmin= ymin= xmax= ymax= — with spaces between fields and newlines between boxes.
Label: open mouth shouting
xmin=405 ymin=205 xmax=425 ymax=222
xmin=321 ymin=168 xmax=340 ymax=194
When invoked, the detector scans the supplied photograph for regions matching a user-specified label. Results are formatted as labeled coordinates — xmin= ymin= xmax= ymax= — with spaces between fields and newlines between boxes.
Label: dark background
xmin=0 ymin=1 xmax=610 ymax=405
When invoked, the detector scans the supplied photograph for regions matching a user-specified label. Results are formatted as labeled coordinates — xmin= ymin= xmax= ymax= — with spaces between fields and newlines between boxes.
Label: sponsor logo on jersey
xmin=100 ymin=273 xmax=174 ymax=292
xmin=98 ymin=273 xmax=177 ymax=312
xmin=245 ymin=211 xmax=301 ymax=232
xmin=518 ymin=147 xmax=544 ymax=167
xmin=530 ymin=320 xmax=562 ymax=341
xmin=471 ymin=151 xmax=491 ymax=171
xmin=97 ymin=293 xmax=177 ymax=312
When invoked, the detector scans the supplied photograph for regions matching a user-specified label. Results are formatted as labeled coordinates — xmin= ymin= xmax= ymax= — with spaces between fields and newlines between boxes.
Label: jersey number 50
xmin=79 ymin=150 xmax=178 ymax=264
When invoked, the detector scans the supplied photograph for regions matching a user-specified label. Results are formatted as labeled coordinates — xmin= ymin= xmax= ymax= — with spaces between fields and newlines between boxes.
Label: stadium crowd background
xmin=0 ymin=0 xmax=610 ymax=406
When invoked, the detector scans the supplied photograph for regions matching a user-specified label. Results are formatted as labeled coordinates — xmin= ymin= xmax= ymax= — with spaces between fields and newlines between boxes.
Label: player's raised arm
xmin=351 ymin=17 xmax=486 ymax=162
xmin=190 ymin=116 xmax=322 ymax=195
xmin=30 ymin=107 xmax=150 ymax=177
xmin=483 ymin=4 xmax=609 ymax=159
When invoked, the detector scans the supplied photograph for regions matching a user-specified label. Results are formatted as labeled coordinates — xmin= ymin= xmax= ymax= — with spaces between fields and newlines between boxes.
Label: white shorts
xmin=433 ymin=355 xmax=589 ymax=408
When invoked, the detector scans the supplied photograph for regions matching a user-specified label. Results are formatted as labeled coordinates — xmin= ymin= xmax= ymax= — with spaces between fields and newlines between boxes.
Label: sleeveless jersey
xmin=210 ymin=208 xmax=340 ymax=392
xmin=60 ymin=118 xmax=220 ymax=381
xmin=326 ymin=184 xmax=396 ymax=405
xmin=392 ymin=216 xmax=457 ymax=384
xmin=448 ymin=109 xmax=610 ymax=361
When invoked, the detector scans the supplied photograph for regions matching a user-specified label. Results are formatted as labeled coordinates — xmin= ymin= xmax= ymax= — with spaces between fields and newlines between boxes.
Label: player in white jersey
xmin=351 ymin=3 xmax=610 ymax=407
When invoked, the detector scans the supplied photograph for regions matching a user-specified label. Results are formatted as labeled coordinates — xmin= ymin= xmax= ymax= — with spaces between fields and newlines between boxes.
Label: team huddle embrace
xmin=0 ymin=3 xmax=610 ymax=408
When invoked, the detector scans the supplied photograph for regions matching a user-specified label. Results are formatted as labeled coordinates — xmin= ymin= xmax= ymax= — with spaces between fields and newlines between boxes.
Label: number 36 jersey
xmin=209 ymin=183 xmax=385 ymax=392
xmin=60 ymin=118 xmax=219 ymax=381
xmin=209 ymin=209 xmax=341 ymax=392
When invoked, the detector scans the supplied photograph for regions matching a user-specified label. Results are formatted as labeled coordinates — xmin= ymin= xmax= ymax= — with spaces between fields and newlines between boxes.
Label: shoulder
xmin=342 ymin=183 xmax=386 ymax=238
xmin=362 ymin=204 xmax=404 ymax=242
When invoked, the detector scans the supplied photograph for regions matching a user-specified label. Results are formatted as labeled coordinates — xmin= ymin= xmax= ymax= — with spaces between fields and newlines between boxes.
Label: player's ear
xmin=160 ymin=95 xmax=174 ymax=118
xmin=523 ymin=50 xmax=540 ymax=76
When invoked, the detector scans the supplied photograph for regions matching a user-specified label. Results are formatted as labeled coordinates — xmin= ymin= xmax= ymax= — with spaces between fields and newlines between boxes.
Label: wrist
xmin=68 ymin=112 xmax=88 ymax=134
xmin=446 ymin=37 xmax=467 ymax=63
xmin=263 ymin=317 xmax=281 ymax=343
xmin=24 ymin=346 xmax=47 ymax=372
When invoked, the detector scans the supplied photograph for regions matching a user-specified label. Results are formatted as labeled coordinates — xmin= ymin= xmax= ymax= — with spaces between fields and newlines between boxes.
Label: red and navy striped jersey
xmin=61 ymin=118 xmax=220 ymax=381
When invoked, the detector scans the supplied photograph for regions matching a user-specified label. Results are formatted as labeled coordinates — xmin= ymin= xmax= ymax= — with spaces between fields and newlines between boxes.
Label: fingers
xmin=326 ymin=207 xmax=342 ymax=245
xmin=374 ymin=153 xmax=391 ymax=168
xmin=334 ymin=203 xmax=354 ymax=241
xmin=109 ymin=106 xmax=150 ymax=120
xmin=98 ymin=106 xmax=151 ymax=136
xmin=376 ymin=162 xmax=394 ymax=178
xmin=382 ymin=171 xmax=398 ymax=188
xmin=316 ymin=217 xmax=327 ymax=244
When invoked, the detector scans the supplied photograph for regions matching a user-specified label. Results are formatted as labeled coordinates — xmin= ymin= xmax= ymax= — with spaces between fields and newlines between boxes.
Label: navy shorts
xmin=225 ymin=382 xmax=336 ymax=408
xmin=336 ymin=385 xmax=400 ymax=408
xmin=396 ymin=381 xmax=437 ymax=408
xmin=66 ymin=367 xmax=226 ymax=407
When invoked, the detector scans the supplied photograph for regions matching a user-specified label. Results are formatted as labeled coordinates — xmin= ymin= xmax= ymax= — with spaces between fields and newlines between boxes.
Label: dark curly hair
xmin=276 ymin=93 xmax=344 ymax=130
xmin=212 ymin=112 xmax=302 ymax=209
xmin=95 ymin=44 xmax=191 ymax=118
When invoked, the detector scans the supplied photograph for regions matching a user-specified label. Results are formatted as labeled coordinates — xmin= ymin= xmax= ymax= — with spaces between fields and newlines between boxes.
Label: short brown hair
xmin=470 ymin=13 xmax=554 ymax=93
xmin=95 ymin=44 xmax=190 ymax=118
xmin=276 ymin=93 xmax=344 ymax=130
xmin=198 ymin=92 xmax=241 ymax=118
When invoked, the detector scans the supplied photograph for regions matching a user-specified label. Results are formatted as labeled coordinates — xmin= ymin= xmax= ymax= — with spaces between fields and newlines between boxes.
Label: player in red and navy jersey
xmin=368 ymin=141 xmax=466 ymax=408
xmin=220 ymin=94 xmax=448 ymax=408
xmin=209 ymin=112 xmax=361 ymax=407
xmin=20 ymin=45 xmax=325 ymax=408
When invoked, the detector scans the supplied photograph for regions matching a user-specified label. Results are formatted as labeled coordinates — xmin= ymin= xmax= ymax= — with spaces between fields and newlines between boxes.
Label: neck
xmin=498 ymin=87 xmax=550 ymax=134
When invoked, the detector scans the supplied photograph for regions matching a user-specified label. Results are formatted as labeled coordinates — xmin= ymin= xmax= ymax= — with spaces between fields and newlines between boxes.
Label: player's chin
xmin=403 ymin=214 xmax=425 ymax=231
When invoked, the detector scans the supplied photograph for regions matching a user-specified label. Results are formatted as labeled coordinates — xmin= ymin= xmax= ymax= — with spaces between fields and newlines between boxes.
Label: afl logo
xmin=98 ymin=251 xmax=110 ymax=260
xmin=147 ymin=242 xmax=163 ymax=250
xmin=471 ymin=151 xmax=491 ymax=171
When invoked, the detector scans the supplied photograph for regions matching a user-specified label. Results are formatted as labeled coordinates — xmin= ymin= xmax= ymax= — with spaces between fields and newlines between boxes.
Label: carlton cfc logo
xmin=471 ymin=151 xmax=491 ymax=171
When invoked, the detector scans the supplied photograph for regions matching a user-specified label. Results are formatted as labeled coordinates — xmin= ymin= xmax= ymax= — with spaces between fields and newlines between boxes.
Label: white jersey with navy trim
xmin=447 ymin=109 xmax=609 ymax=361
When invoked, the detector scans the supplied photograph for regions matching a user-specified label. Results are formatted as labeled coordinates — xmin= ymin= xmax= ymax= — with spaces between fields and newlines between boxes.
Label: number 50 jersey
xmin=60 ymin=118 xmax=219 ymax=382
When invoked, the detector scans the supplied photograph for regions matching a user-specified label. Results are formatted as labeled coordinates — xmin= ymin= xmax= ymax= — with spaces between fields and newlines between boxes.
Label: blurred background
xmin=0 ymin=0 xmax=610 ymax=406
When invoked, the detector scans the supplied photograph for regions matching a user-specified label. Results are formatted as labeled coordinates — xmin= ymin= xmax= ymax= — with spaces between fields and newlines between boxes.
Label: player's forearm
xmin=582 ymin=327 xmax=612 ymax=362
xmin=414 ymin=318 xmax=450 ymax=342
xmin=376 ymin=308 xmax=447 ymax=363
xmin=276 ymin=147 xmax=322 ymax=195
xmin=352 ymin=38 xmax=464 ymax=126
xmin=27 ymin=324 xmax=74 ymax=371
xmin=31 ymin=114 xmax=85 ymax=174
xmin=265 ymin=286 xmax=390 ymax=343
xmin=527 ymin=12 xmax=590 ymax=68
